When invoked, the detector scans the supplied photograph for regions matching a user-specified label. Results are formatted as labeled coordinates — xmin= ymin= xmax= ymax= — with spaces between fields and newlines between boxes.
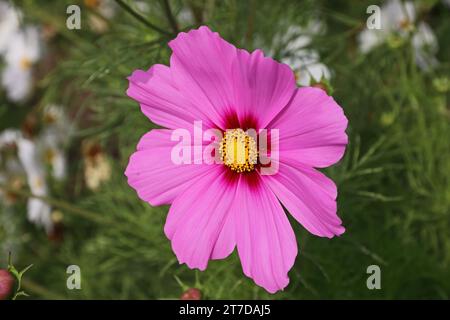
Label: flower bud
xmin=0 ymin=269 xmax=14 ymax=300
xmin=180 ymin=288 xmax=202 ymax=300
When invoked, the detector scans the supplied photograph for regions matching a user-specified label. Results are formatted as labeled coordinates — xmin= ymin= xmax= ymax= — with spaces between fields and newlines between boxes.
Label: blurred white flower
xmin=297 ymin=62 xmax=331 ymax=87
xmin=1 ymin=26 xmax=42 ymax=102
xmin=84 ymin=154 xmax=111 ymax=191
xmin=282 ymin=21 xmax=324 ymax=51
xmin=0 ymin=107 xmax=69 ymax=232
xmin=275 ymin=21 xmax=331 ymax=86
xmin=0 ymin=0 xmax=20 ymax=54
xmin=381 ymin=0 xmax=415 ymax=32
xmin=83 ymin=142 xmax=111 ymax=191
xmin=16 ymin=137 xmax=53 ymax=233
xmin=0 ymin=129 xmax=20 ymax=147
xmin=4 ymin=25 xmax=42 ymax=72
xmin=1 ymin=63 xmax=33 ymax=102
xmin=85 ymin=154 xmax=111 ymax=191
xmin=26 ymin=184 xmax=52 ymax=234
xmin=412 ymin=22 xmax=438 ymax=71
xmin=358 ymin=0 xmax=438 ymax=71
xmin=358 ymin=27 xmax=383 ymax=54
xmin=40 ymin=105 xmax=70 ymax=180
xmin=358 ymin=0 xmax=416 ymax=54
xmin=0 ymin=106 xmax=70 ymax=232
xmin=42 ymin=104 xmax=71 ymax=135
xmin=41 ymin=138 xmax=66 ymax=180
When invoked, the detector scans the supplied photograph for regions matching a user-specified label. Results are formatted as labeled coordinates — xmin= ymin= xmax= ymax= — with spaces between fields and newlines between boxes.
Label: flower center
xmin=399 ymin=19 xmax=413 ymax=31
xmin=219 ymin=128 xmax=257 ymax=173
xmin=19 ymin=57 xmax=32 ymax=70
xmin=45 ymin=148 xmax=56 ymax=163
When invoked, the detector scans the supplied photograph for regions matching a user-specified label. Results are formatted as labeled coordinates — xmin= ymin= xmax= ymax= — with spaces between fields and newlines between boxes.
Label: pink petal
xmin=211 ymin=196 xmax=237 ymax=260
xmin=169 ymin=26 xmax=236 ymax=129
xmin=127 ymin=64 xmax=215 ymax=129
xmin=236 ymin=176 xmax=298 ymax=293
xmin=264 ymin=160 xmax=345 ymax=238
xmin=164 ymin=166 xmax=238 ymax=270
xmin=125 ymin=129 xmax=216 ymax=206
xmin=270 ymin=87 xmax=348 ymax=168
xmin=168 ymin=26 xmax=296 ymax=129
xmin=231 ymin=49 xmax=297 ymax=128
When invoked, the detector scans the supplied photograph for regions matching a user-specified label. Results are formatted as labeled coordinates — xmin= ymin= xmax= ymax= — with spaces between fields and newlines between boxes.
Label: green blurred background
xmin=1 ymin=0 xmax=449 ymax=299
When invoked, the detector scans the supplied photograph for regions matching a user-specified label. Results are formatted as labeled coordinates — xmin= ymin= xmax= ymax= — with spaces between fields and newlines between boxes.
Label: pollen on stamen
xmin=219 ymin=128 xmax=258 ymax=173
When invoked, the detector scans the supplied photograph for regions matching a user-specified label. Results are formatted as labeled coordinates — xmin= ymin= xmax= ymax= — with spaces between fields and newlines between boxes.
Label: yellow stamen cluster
xmin=219 ymin=128 xmax=257 ymax=173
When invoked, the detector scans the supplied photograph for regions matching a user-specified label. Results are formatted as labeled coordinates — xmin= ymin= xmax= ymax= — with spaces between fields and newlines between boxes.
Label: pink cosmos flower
xmin=125 ymin=26 xmax=348 ymax=293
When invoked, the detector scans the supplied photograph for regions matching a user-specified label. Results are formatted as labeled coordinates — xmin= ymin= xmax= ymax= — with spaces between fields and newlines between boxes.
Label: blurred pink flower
xmin=125 ymin=26 xmax=348 ymax=293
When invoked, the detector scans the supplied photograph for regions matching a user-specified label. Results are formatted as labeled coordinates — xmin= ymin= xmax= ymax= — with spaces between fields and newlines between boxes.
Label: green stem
xmin=114 ymin=0 xmax=171 ymax=36
xmin=22 ymin=279 xmax=66 ymax=300
xmin=0 ymin=185 xmax=150 ymax=241
xmin=245 ymin=0 xmax=255 ymax=46
xmin=160 ymin=0 xmax=179 ymax=34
